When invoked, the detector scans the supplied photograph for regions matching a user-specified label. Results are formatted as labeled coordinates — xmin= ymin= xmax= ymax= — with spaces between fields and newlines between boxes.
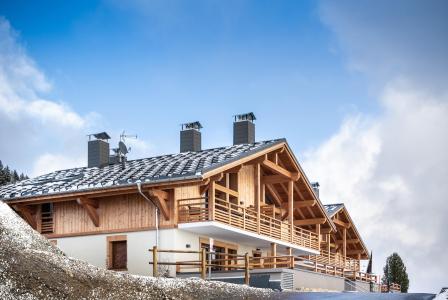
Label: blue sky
xmin=1 ymin=0 xmax=447 ymax=293
xmin=0 ymin=0 xmax=374 ymax=154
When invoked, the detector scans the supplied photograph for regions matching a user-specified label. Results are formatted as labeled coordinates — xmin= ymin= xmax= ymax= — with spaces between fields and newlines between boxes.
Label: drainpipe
xmin=137 ymin=182 xmax=159 ymax=247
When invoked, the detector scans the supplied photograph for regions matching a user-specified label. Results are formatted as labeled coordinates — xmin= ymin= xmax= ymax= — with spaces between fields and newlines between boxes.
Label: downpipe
xmin=136 ymin=182 xmax=159 ymax=248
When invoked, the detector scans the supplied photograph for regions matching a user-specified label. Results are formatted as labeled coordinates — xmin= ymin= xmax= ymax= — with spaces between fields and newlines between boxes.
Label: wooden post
xmin=209 ymin=181 xmax=215 ymax=221
xmin=244 ymin=252 xmax=250 ymax=285
xmin=201 ymin=248 xmax=206 ymax=279
xmin=225 ymin=173 xmax=230 ymax=202
xmin=288 ymin=180 xmax=294 ymax=242
xmin=327 ymin=234 xmax=331 ymax=264
xmin=286 ymin=247 xmax=293 ymax=269
xmin=255 ymin=164 xmax=261 ymax=234
xmin=316 ymin=224 xmax=321 ymax=251
xmin=270 ymin=243 xmax=277 ymax=268
xmin=152 ymin=245 xmax=158 ymax=277
xmin=343 ymin=228 xmax=347 ymax=266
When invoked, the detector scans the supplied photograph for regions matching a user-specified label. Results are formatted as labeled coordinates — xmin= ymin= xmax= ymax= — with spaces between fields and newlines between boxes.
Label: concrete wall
xmin=293 ymin=269 xmax=346 ymax=291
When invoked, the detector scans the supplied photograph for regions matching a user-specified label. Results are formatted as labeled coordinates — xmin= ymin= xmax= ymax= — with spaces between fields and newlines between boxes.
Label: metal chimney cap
xmin=88 ymin=132 xmax=111 ymax=141
xmin=234 ymin=112 xmax=256 ymax=123
xmin=181 ymin=121 xmax=203 ymax=131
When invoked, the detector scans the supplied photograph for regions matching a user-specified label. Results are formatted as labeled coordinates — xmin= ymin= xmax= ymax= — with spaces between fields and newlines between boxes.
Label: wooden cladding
xmin=52 ymin=193 xmax=174 ymax=235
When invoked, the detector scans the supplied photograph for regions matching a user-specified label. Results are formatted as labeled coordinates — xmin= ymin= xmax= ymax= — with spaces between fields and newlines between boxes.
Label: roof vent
xmin=180 ymin=121 xmax=202 ymax=152
xmin=233 ymin=112 xmax=256 ymax=145
xmin=87 ymin=132 xmax=111 ymax=168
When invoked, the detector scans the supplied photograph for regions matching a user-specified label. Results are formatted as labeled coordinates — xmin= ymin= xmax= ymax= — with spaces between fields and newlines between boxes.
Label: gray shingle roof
xmin=323 ymin=203 xmax=344 ymax=217
xmin=0 ymin=139 xmax=284 ymax=201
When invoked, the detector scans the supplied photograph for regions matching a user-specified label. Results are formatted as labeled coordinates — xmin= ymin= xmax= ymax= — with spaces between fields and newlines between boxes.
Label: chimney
xmin=233 ymin=112 xmax=256 ymax=145
xmin=87 ymin=132 xmax=111 ymax=168
xmin=180 ymin=121 xmax=202 ymax=152
xmin=311 ymin=182 xmax=320 ymax=198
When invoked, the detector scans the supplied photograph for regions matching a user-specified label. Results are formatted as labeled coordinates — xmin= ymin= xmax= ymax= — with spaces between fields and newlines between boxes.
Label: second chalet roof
xmin=323 ymin=203 xmax=345 ymax=217
xmin=0 ymin=139 xmax=284 ymax=201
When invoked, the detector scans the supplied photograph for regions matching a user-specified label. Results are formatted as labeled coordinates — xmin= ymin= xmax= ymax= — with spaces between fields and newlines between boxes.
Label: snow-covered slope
xmin=0 ymin=200 xmax=275 ymax=300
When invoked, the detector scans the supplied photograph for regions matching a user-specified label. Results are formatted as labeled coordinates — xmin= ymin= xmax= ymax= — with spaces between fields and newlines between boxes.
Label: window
xmin=107 ymin=235 xmax=127 ymax=271
xmin=200 ymin=237 xmax=238 ymax=271
xmin=40 ymin=203 xmax=54 ymax=234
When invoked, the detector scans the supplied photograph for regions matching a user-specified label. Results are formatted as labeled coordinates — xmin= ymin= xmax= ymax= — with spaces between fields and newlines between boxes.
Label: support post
xmin=316 ymin=224 xmax=321 ymax=251
xmin=209 ymin=181 xmax=215 ymax=221
xmin=288 ymin=180 xmax=294 ymax=242
xmin=286 ymin=247 xmax=293 ymax=269
xmin=201 ymin=248 xmax=206 ymax=280
xmin=255 ymin=163 xmax=261 ymax=234
xmin=152 ymin=245 xmax=158 ymax=277
xmin=343 ymin=227 xmax=347 ymax=266
xmin=271 ymin=243 xmax=277 ymax=268
xmin=244 ymin=252 xmax=250 ymax=285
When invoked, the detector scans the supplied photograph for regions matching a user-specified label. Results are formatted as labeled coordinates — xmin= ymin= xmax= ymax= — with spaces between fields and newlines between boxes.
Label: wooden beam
xmin=209 ymin=181 xmax=215 ymax=221
xmin=199 ymin=179 xmax=210 ymax=195
xmin=293 ymin=218 xmax=326 ymax=226
xmin=336 ymin=239 xmax=359 ymax=244
xmin=148 ymin=190 xmax=170 ymax=221
xmin=343 ymin=228 xmax=347 ymax=263
xmin=281 ymin=200 xmax=316 ymax=209
xmin=271 ymin=243 xmax=277 ymax=268
xmin=261 ymin=160 xmax=300 ymax=181
xmin=262 ymin=175 xmax=290 ymax=185
xmin=316 ymin=224 xmax=321 ymax=251
xmin=226 ymin=165 xmax=242 ymax=173
xmin=265 ymin=184 xmax=283 ymax=207
xmin=77 ymin=197 xmax=99 ymax=227
xmin=333 ymin=218 xmax=351 ymax=228
xmin=346 ymin=249 xmax=365 ymax=255
xmin=15 ymin=205 xmax=37 ymax=229
xmin=255 ymin=163 xmax=261 ymax=234
xmin=288 ymin=180 xmax=294 ymax=242
xmin=215 ymin=183 xmax=239 ymax=198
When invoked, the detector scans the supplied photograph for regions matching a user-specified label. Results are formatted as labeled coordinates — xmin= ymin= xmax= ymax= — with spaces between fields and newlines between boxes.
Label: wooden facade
xmin=7 ymin=140 xmax=372 ymax=282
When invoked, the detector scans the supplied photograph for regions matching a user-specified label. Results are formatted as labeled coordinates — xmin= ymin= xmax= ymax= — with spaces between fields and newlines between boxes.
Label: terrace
xmin=178 ymin=196 xmax=320 ymax=254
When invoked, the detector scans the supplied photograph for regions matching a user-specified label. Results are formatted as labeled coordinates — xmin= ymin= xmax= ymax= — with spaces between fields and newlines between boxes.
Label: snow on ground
xmin=0 ymin=200 xmax=276 ymax=299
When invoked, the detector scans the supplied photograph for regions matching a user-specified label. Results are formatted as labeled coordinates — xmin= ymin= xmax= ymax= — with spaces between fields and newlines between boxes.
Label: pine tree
xmin=366 ymin=251 xmax=373 ymax=274
xmin=12 ymin=170 xmax=19 ymax=183
xmin=0 ymin=160 xmax=5 ymax=185
xmin=4 ymin=166 xmax=11 ymax=184
xmin=382 ymin=252 xmax=409 ymax=293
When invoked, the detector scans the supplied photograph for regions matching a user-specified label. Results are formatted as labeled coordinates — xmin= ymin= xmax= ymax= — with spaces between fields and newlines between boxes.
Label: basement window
xmin=107 ymin=235 xmax=127 ymax=271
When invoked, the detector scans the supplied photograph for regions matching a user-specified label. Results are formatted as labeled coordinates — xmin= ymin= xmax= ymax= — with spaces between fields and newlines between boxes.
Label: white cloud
xmin=310 ymin=1 xmax=448 ymax=292
xmin=0 ymin=17 xmax=93 ymax=175
xmin=32 ymin=153 xmax=85 ymax=176
xmin=303 ymin=84 xmax=448 ymax=292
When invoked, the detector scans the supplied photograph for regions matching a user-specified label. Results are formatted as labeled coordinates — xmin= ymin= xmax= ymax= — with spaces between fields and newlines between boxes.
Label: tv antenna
xmin=111 ymin=131 xmax=137 ymax=163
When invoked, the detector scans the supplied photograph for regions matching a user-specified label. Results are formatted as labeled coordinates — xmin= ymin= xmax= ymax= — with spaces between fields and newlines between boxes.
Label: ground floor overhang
xmin=178 ymin=221 xmax=320 ymax=255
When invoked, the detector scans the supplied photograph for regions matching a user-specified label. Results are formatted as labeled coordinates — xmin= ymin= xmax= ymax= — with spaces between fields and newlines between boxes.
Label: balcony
xmin=177 ymin=197 xmax=319 ymax=253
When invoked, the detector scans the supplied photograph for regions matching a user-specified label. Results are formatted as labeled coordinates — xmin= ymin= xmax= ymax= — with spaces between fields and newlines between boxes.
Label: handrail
xmin=178 ymin=196 xmax=319 ymax=251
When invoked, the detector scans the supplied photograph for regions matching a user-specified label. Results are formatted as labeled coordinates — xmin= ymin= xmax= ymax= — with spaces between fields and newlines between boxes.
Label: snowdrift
xmin=0 ymin=200 xmax=275 ymax=299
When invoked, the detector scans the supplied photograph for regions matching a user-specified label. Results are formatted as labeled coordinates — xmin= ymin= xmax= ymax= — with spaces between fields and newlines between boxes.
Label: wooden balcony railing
xmin=178 ymin=197 xmax=319 ymax=251
xmin=307 ymin=250 xmax=360 ymax=271
xmin=381 ymin=282 xmax=401 ymax=293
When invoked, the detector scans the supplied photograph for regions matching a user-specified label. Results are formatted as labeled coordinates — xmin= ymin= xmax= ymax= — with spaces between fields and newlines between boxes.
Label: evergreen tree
xmin=366 ymin=251 xmax=373 ymax=274
xmin=4 ymin=166 xmax=11 ymax=184
xmin=12 ymin=170 xmax=19 ymax=183
xmin=0 ymin=160 xmax=5 ymax=185
xmin=0 ymin=161 xmax=29 ymax=185
xmin=382 ymin=252 xmax=409 ymax=293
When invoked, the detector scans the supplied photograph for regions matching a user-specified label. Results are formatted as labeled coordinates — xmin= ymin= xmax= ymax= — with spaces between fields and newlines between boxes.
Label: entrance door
xmin=112 ymin=240 xmax=127 ymax=270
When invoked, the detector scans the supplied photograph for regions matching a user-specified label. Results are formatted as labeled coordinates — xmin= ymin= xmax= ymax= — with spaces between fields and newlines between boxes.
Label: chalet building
xmin=0 ymin=113 xmax=379 ymax=292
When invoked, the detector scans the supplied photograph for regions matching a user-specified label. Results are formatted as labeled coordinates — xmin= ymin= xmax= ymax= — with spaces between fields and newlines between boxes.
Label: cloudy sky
xmin=0 ymin=0 xmax=447 ymax=293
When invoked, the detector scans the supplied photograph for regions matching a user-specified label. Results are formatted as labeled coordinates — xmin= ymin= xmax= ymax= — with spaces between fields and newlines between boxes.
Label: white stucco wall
xmin=53 ymin=228 xmax=270 ymax=277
